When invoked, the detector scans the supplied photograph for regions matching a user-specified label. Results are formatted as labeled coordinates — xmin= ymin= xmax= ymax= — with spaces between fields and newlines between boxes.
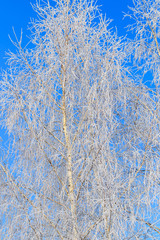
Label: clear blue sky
xmin=0 ymin=0 xmax=133 ymax=69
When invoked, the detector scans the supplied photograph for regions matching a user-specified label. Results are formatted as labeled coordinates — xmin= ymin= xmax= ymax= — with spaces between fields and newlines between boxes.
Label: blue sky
xmin=0 ymin=0 xmax=133 ymax=69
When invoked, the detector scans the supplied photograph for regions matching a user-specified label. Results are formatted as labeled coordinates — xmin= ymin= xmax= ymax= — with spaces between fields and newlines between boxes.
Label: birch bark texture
xmin=0 ymin=0 xmax=160 ymax=239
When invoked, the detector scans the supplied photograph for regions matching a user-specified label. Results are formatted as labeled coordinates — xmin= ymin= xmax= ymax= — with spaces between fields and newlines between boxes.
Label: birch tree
xmin=0 ymin=0 xmax=160 ymax=239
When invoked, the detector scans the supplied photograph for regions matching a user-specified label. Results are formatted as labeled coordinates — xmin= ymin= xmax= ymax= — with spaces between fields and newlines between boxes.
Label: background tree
xmin=128 ymin=0 xmax=160 ymax=81
xmin=0 ymin=0 xmax=160 ymax=239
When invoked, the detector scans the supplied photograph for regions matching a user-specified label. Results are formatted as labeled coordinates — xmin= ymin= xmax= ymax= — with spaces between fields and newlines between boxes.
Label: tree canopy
xmin=0 ymin=0 xmax=160 ymax=239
